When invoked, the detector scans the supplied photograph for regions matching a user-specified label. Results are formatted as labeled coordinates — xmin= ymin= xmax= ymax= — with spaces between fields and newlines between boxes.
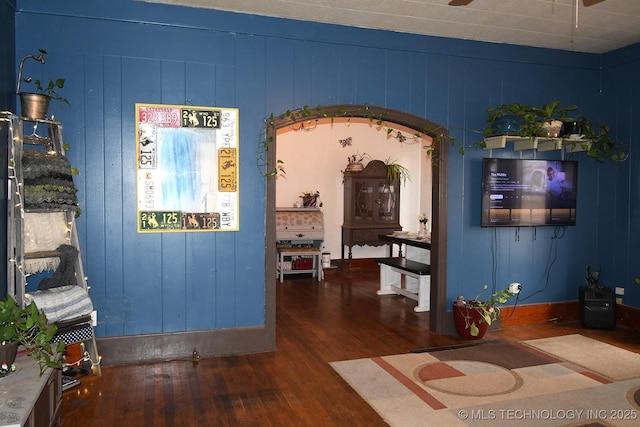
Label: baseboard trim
xmin=500 ymin=300 xmax=580 ymax=327
xmin=95 ymin=302 xmax=640 ymax=365
xmin=618 ymin=304 xmax=640 ymax=330
xmin=443 ymin=300 xmax=582 ymax=335
xmin=96 ymin=325 xmax=273 ymax=366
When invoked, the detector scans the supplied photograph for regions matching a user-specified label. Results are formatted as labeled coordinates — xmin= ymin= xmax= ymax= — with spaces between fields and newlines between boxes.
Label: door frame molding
xmin=264 ymin=105 xmax=449 ymax=346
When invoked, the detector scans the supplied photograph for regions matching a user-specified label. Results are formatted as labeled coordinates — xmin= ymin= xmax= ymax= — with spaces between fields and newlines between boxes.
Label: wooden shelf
xmin=482 ymin=135 xmax=591 ymax=153
xmin=24 ymin=250 xmax=61 ymax=259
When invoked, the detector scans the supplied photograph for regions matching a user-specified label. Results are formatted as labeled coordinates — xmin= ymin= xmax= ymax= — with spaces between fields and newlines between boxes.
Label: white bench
xmin=376 ymin=257 xmax=430 ymax=312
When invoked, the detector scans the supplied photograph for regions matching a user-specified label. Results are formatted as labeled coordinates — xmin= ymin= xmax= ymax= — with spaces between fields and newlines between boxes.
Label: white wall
xmin=276 ymin=117 xmax=432 ymax=261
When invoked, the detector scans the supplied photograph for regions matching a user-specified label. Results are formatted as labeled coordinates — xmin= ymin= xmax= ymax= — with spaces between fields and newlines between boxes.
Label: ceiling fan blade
xmin=448 ymin=0 xmax=474 ymax=6
xmin=583 ymin=0 xmax=605 ymax=6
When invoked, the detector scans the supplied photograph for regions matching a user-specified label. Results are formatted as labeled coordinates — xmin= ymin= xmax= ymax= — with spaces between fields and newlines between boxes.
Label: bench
xmin=375 ymin=257 xmax=431 ymax=312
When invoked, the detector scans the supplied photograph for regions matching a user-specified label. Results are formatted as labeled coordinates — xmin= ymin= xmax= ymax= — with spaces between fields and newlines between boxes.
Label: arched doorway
xmin=263 ymin=105 xmax=449 ymax=344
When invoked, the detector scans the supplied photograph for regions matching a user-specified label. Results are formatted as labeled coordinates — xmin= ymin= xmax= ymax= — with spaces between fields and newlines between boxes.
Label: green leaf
xmin=470 ymin=323 xmax=479 ymax=337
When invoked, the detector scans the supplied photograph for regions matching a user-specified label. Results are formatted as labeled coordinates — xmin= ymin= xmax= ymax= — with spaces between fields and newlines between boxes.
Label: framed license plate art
xmin=136 ymin=103 xmax=239 ymax=232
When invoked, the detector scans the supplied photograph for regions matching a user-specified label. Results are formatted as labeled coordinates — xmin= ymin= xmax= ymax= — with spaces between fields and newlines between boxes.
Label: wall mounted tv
xmin=481 ymin=158 xmax=578 ymax=227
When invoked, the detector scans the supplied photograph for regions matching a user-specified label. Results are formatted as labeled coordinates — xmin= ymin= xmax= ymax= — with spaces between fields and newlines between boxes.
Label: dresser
xmin=342 ymin=160 xmax=401 ymax=272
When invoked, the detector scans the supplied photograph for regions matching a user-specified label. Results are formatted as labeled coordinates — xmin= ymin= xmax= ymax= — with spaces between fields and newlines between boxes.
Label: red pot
xmin=453 ymin=301 xmax=489 ymax=340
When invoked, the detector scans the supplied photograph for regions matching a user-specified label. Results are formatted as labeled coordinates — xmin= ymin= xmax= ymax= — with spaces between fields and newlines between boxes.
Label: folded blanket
xmin=25 ymin=285 xmax=94 ymax=324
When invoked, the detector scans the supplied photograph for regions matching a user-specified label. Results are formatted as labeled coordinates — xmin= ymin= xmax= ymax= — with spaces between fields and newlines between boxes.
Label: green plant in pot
xmin=0 ymin=295 xmax=65 ymax=376
xmin=453 ymin=284 xmax=517 ymax=339
xmin=346 ymin=152 xmax=370 ymax=172
xmin=300 ymin=190 xmax=322 ymax=207
xmin=483 ymin=102 xmax=532 ymax=138
xmin=484 ymin=100 xmax=578 ymax=140
xmin=16 ymin=49 xmax=70 ymax=120
xmin=384 ymin=157 xmax=410 ymax=187
xmin=531 ymin=99 xmax=577 ymax=138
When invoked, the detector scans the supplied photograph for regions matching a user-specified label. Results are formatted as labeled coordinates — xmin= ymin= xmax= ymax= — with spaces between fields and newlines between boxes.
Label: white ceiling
xmin=142 ymin=0 xmax=640 ymax=54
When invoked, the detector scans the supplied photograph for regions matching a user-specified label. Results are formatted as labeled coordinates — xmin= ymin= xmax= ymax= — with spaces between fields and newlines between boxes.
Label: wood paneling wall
xmin=7 ymin=0 xmax=638 ymax=361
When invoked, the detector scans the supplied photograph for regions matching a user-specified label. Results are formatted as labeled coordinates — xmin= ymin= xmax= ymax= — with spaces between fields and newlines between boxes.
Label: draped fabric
xmin=23 ymin=212 xmax=69 ymax=273
xmin=22 ymin=150 xmax=78 ymax=210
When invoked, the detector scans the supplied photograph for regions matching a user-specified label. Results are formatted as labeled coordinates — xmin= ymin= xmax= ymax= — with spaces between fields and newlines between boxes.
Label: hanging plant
xmin=384 ymin=157 xmax=410 ymax=187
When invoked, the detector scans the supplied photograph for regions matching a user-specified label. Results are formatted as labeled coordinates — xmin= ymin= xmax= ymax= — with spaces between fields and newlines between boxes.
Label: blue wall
xmin=600 ymin=46 xmax=640 ymax=306
xmin=5 ymin=0 xmax=638 ymax=339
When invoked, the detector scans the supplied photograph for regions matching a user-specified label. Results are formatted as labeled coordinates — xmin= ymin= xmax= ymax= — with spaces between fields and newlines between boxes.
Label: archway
xmin=263 ymin=105 xmax=449 ymax=344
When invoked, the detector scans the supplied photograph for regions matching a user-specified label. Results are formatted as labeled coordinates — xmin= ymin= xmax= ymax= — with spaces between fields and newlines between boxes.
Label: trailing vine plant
xmin=256 ymin=104 xmax=459 ymax=178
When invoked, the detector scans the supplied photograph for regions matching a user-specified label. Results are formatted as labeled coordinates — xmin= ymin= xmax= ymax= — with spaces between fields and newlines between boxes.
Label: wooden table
xmin=379 ymin=233 xmax=431 ymax=263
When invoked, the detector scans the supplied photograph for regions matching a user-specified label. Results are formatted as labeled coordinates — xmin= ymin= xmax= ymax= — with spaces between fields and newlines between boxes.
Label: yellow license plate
xmin=218 ymin=147 xmax=237 ymax=192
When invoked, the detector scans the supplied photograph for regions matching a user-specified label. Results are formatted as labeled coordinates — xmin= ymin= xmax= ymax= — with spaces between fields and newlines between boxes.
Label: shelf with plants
xmin=481 ymin=100 xmax=625 ymax=163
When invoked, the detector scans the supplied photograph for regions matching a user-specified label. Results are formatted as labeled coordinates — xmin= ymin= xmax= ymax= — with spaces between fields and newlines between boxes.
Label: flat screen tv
xmin=481 ymin=158 xmax=578 ymax=227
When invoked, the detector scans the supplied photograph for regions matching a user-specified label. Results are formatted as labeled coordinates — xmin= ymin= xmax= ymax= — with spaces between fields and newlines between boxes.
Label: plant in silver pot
xmin=16 ymin=49 xmax=69 ymax=120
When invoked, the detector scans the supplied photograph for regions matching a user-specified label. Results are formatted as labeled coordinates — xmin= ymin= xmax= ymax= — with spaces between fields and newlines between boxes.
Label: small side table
xmin=277 ymin=247 xmax=323 ymax=283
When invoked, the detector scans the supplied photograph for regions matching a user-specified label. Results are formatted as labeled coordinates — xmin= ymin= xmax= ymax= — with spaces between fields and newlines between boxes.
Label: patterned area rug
xmin=331 ymin=336 xmax=640 ymax=426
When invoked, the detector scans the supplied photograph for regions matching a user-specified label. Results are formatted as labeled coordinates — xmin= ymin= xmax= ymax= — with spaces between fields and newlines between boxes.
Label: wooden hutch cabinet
xmin=342 ymin=160 xmax=401 ymax=271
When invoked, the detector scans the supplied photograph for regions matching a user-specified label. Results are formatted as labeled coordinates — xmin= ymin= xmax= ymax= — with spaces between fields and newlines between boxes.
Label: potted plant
xmin=300 ymin=190 xmax=322 ymax=207
xmin=16 ymin=49 xmax=70 ymax=120
xmin=384 ymin=157 xmax=410 ymax=187
xmin=483 ymin=100 xmax=577 ymax=140
xmin=483 ymin=102 xmax=531 ymax=138
xmin=0 ymin=295 xmax=65 ymax=376
xmin=345 ymin=152 xmax=370 ymax=172
xmin=452 ymin=285 xmax=516 ymax=340
xmin=531 ymin=99 xmax=577 ymax=138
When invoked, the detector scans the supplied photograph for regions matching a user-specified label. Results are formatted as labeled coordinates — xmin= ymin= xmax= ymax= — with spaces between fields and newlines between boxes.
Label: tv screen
xmin=481 ymin=158 xmax=578 ymax=227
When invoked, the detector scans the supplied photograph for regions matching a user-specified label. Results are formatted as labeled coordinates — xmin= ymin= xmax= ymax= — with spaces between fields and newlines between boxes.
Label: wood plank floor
xmin=61 ymin=266 xmax=640 ymax=426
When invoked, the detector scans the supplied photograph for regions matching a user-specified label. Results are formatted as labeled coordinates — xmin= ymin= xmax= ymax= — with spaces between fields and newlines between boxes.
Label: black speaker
xmin=579 ymin=286 xmax=616 ymax=329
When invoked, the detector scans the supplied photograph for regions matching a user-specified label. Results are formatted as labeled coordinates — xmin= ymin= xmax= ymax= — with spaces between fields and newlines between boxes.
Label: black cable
xmin=501 ymin=226 xmax=567 ymax=321
xmin=491 ymin=227 xmax=498 ymax=295
xmin=519 ymin=226 xmax=566 ymax=302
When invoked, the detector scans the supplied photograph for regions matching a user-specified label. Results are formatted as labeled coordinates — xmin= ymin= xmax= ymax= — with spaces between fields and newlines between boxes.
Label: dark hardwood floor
xmin=61 ymin=265 xmax=640 ymax=426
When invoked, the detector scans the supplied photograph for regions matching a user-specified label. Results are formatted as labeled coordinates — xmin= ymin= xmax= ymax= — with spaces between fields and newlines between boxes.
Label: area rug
xmin=330 ymin=336 xmax=640 ymax=426
xmin=523 ymin=334 xmax=640 ymax=381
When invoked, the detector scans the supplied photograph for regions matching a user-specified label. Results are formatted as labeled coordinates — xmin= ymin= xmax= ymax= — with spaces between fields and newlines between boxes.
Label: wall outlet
xmin=508 ymin=282 xmax=522 ymax=294
xmin=91 ymin=310 xmax=97 ymax=327
xmin=615 ymin=287 xmax=625 ymax=295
